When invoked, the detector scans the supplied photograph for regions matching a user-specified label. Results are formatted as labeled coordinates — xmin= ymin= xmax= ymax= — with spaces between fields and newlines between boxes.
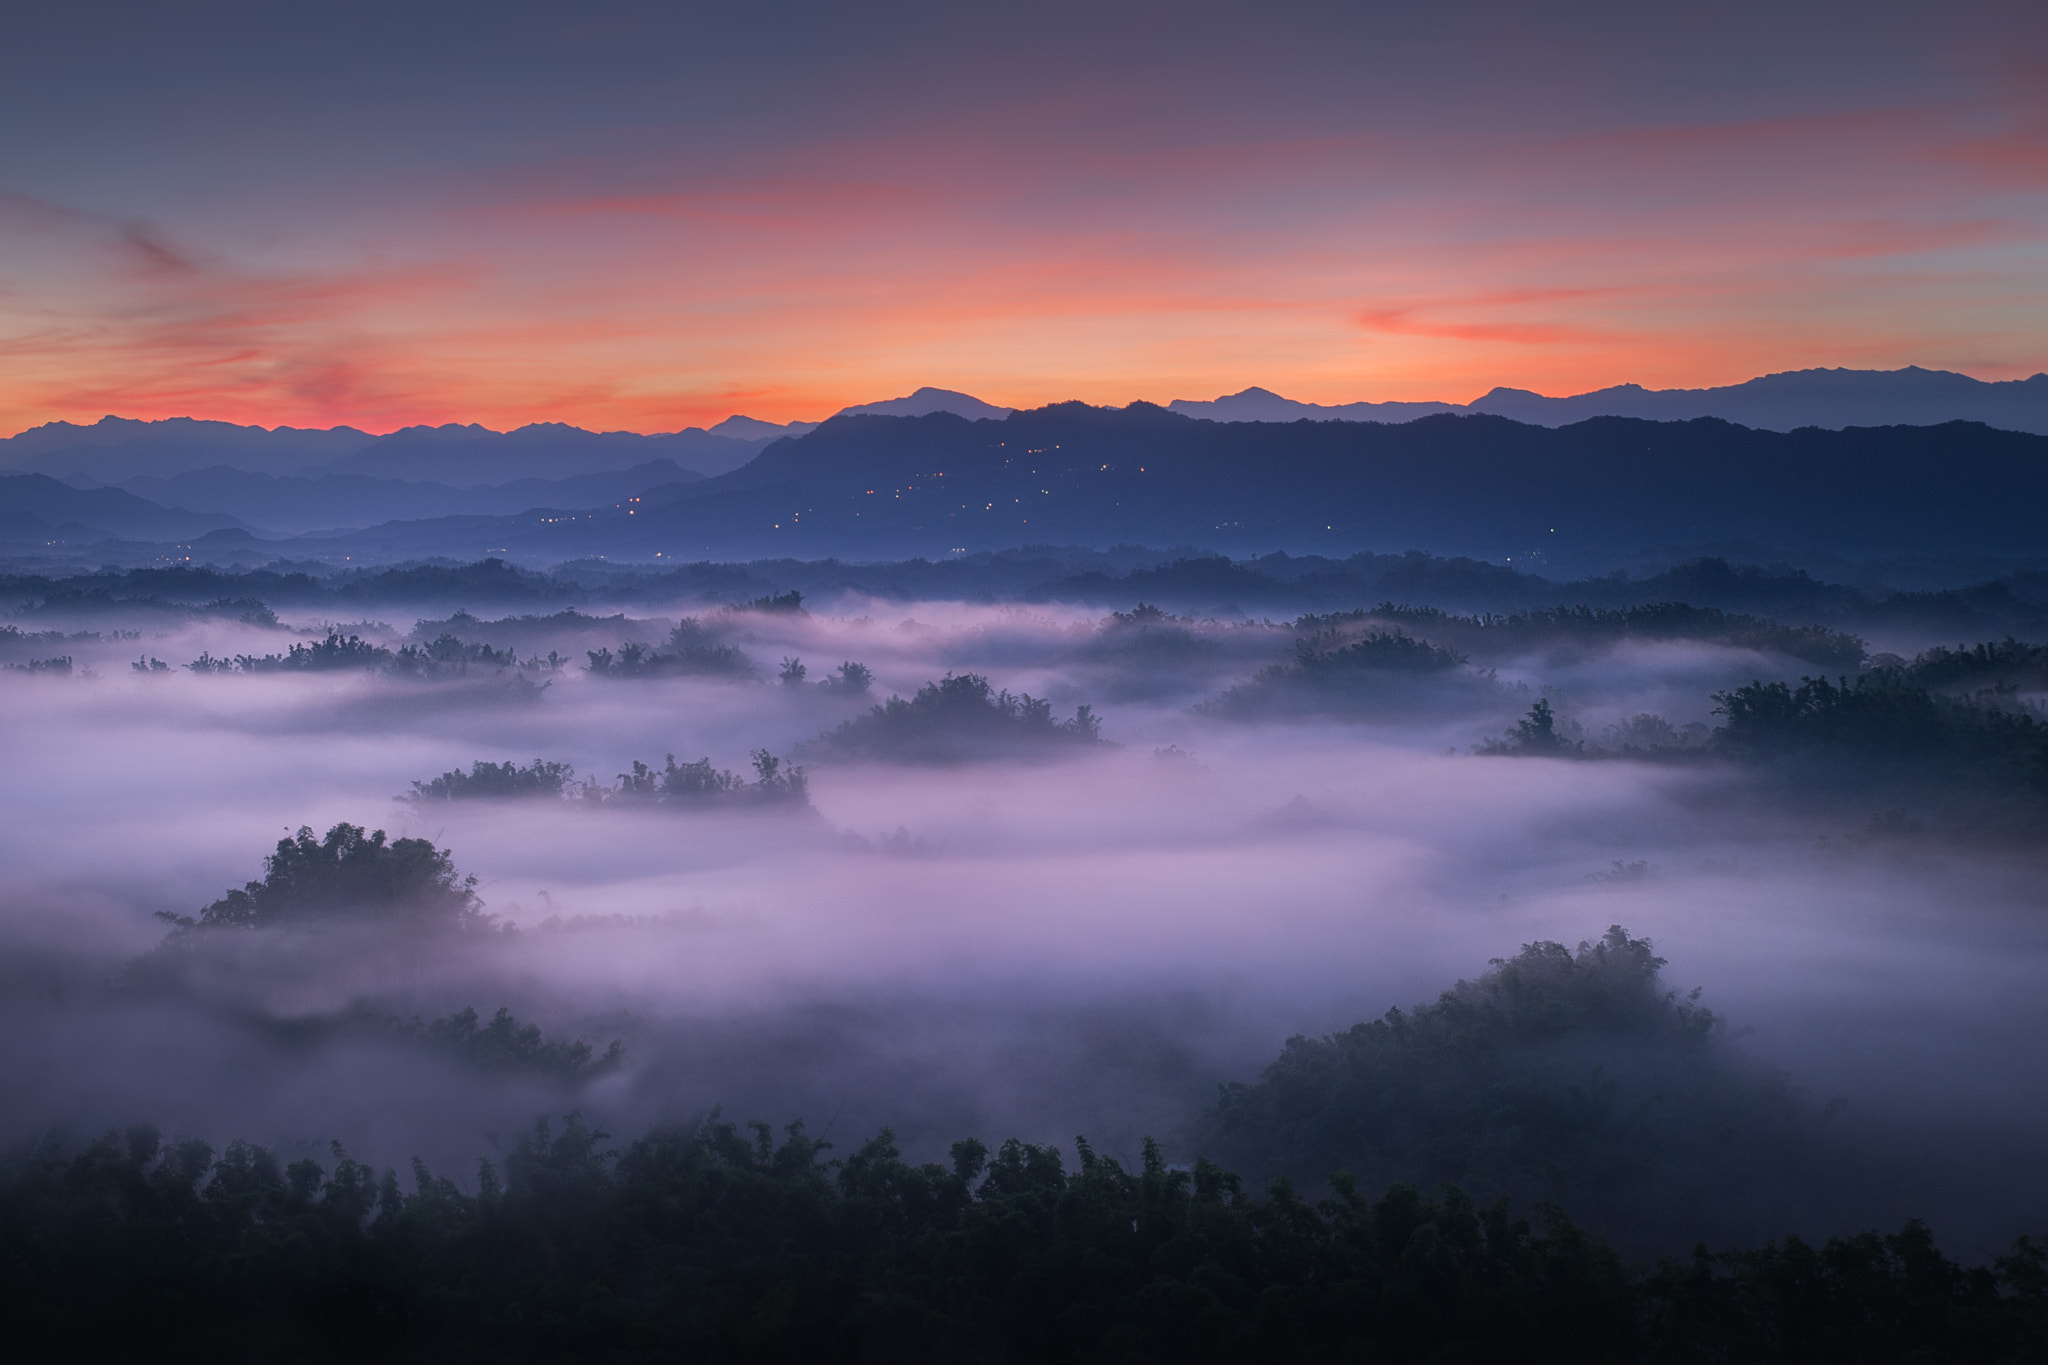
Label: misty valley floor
xmin=2 ymin=573 xmax=2046 ymax=1357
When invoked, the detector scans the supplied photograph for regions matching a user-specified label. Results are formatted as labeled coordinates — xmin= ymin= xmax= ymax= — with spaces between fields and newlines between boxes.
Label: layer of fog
xmin=1 ymin=598 xmax=2044 ymax=1257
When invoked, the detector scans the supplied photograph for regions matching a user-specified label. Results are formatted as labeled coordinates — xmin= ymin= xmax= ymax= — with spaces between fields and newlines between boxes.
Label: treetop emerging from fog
xmin=158 ymin=823 xmax=485 ymax=936
xmin=808 ymin=673 xmax=1105 ymax=764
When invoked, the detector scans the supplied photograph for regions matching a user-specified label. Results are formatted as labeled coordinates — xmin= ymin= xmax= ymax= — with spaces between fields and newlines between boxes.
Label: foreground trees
xmin=3 ymin=1111 xmax=2041 ymax=1362
xmin=1203 ymin=929 xmax=1853 ymax=1254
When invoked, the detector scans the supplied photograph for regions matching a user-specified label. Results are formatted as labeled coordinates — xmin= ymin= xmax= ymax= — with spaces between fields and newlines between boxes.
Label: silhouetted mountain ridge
xmin=299 ymin=404 xmax=2048 ymax=569
xmin=13 ymin=365 xmax=2043 ymax=494
xmin=0 ymin=415 xmax=790 ymax=485
xmin=1171 ymin=366 xmax=2048 ymax=434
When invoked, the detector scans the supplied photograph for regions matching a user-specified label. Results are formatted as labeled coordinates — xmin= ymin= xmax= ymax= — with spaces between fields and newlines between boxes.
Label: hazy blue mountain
xmin=835 ymin=387 xmax=1015 ymax=421
xmin=116 ymin=459 xmax=704 ymax=533
xmin=1466 ymin=366 xmax=2048 ymax=431
xmin=1 ymin=416 xmax=775 ymax=484
xmin=707 ymin=414 xmax=819 ymax=446
xmin=270 ymin=404 xmax=2048 ymax=572
xmin=4 ymin=417 xmax=376 ymax=480
xmin=0 ymin=473 xmax=244 ymax=542
xmin=15 ymin=366 xmax=2040 ymax=498
xmin=1170 ymin=367 xmax=2048 ymax=434
xmin=1167 ymin=387 xmax=1457 ymax=422
xmin=315 ymin=422 xmax=754 ymax=484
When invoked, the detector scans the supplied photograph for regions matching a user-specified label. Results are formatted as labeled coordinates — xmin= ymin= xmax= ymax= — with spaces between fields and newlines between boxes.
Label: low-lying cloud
xmin=2 ymin=595 xmax=2044 ymax=1255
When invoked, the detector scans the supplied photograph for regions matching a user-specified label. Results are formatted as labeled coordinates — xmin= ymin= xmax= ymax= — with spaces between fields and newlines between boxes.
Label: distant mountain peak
xmin=707 ymin=414 xmax=815 ymax=441
xmin=382 ymin=422 xmax=501 ymax=441
xmin=835 ymin=387 xmax=1014 ymax=421
xmin=1167 ymin=389 xmax=1457 ymax=423
xmin=1173 ymin=367 xmax=2048 ymax=435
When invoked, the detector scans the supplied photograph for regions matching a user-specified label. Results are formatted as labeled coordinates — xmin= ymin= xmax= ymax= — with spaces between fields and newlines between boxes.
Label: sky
xmin=1 ymin=0 xmax=2044 ymax=436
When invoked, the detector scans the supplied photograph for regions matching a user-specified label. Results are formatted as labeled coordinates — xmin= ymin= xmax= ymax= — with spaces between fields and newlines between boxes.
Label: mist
xmin=2 ymin=590 xmax=2046 ymax=1265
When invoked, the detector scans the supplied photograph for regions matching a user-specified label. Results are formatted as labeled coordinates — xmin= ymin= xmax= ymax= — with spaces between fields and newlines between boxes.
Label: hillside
xmin=1169 ymin=366 xmax=2048 ymax=433
xmin=0 ymin=473 xmax=243 ymax=543
xmin=307 ymin=405 xmax=2048 ymax=569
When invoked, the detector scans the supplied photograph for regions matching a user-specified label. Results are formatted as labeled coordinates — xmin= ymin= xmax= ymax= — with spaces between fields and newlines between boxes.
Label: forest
xmin=9 ymin=821 xmax=2044 ymax=1361
xmin=1 ymin=554 xmax=2045 ymax=1360
xmin=7 ymin=1109 xmax=2043 ymax=1362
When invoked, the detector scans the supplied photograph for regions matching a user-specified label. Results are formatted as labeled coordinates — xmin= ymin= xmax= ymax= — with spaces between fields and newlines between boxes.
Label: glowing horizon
xmin=2 ymin=1 xmax=2043 ymax=439
xmin=7 ymin=356 xmax=2048 ymax=444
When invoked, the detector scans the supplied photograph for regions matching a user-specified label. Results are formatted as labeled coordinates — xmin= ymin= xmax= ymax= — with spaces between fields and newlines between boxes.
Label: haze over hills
xmin=1168 ymin=366 xmax=2048 ymax=434
xmin=3 ymin=367 xmax=2046 ymax=574
xmin=837 ymin=387 xmax=1016 ymax=421
xmin=0 ymin=415 xmax=790 ymax=486
xmin=0 ymin=472 xmax=245 ymax=543
xmin=112 ymin=461 xmax=706 ymax=535
xmin=0 ymin=387 xmax=1002 ymax=490
xmin=10 ymin=366 xmax=2042 ymax=494
xmin=49 ymin=404 xmax=2024 ymax=577
xmin=506 ymin=405 xmax=2048 ymax=567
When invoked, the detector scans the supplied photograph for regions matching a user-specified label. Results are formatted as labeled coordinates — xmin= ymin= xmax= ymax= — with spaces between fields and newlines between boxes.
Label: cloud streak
xmin=1 ymin=2 xmax=2044 ymax=434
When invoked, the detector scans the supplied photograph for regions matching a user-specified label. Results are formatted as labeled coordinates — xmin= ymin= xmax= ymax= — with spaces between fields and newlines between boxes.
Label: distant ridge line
xmin=6 ymin=367 xmax=2047 ymax=488
xmin=1166 ymin=366 xmax=2048 ymax=435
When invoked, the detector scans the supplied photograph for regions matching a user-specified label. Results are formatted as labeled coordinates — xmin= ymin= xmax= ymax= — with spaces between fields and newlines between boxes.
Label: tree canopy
xmin=809 ymin=673 xmax=1105 ymax=763
xmin=159 ymin=823 xmax=485 ymax=935
xmin=407 ymin=759 xmax=575 ymax=803
xmin=5 ymin=1109 xmax=2042 ymax=1362
xmin=1202 ymin=929 xmax=1845 ymax=1252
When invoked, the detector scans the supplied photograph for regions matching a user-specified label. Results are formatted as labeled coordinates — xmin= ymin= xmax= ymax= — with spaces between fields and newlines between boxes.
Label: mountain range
xmin=1167 ymin=367 xmax=2048 ymax=433
xmin=0 ymin=387 xmax=1016 ymax=488
xmin=8 ymin=368 xmax=2043 ymax=494
xmin=0 ymin=416 xmax=786 ymax=486
xmin=1 ymin=369 xmax=2044 ymax=574
xmin=418 ymin=404 xmax=2046 ymax=569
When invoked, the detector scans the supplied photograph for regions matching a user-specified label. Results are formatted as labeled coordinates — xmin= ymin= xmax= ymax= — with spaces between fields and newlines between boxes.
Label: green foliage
xmin=743 ymin=588 xmax=806 ymax=613
xmin=156 ymin=823 xmax=485 ymax=936
xmin=1642 ymin=1222 xmax=2047 ymax=1364
xmin=1594 ymin=713 xmax=1709 ymax=753
xmin=390 ymin=1007 xmax=623 ymax=1082
xmin=332 ymin=557 xmax=567 ymax=605
xmin=406 ymin=759 xmax=575 ymax=803
xmin=572 ymin=749 xmax=809 ymax=809
xmin=1295 ymin=629 xmax=1467 ymax=673
xmin=384 ymin=633 xmax=516 ymax=677
xmin=810 ymin=672 xmax=1106 ymax=763
xmin=586 ymin=620 xmax=752 ymax=678
xmin=1710 ymin=670 xmax=2048 ymax=798
xmin=1208 ymin=623 xmax=1490 ymax=718
xmin=1074 ymin=602 xmax=1223 ymax=675
xmin=178 ymin=629 xmax=412 ymax=674
xmin=1109 ymin=601 xmax=1175 ymax=627
xmin=819 ymin=659 xmax=874 ymax=694
xmin=1480 ymin=698 xmax=1585 ymax=756
xmin=4 ymin=1111 xmax=2041 ymax=1361
xmin=1300 ymin=601 xmax=1868 ymax=669
xmin=1202 ymin=929 xmax=1839 ymax=1252
xmin=231 ymin=629 xmax=393 ymax=673
xmin=3 ymin=655 xmax=73 ymax=674
xmin=1890 ymin=637 xmax=2048 ymax=694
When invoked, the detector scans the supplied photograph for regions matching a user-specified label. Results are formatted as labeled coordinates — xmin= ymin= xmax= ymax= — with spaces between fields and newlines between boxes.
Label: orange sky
xmin=1 ymin=1 xmax=2043 ymax=436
